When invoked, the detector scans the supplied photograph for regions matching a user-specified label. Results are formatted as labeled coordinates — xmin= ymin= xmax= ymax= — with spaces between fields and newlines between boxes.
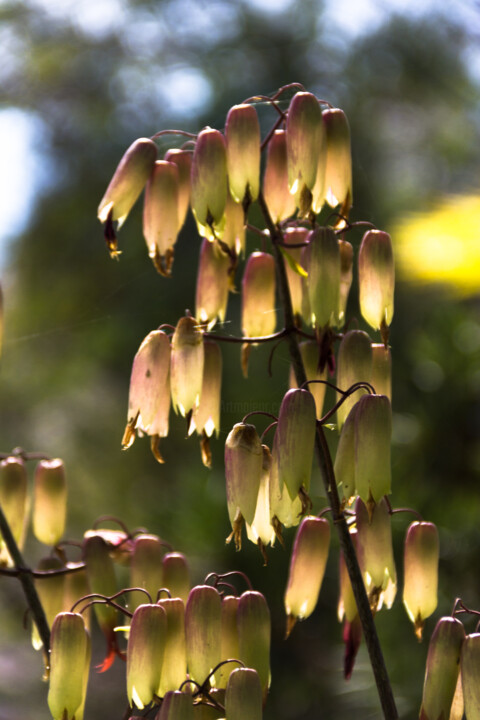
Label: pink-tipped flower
xmin=306 ymin=227 xmax=340 ymax=329
xmin=32 ymin=556 xmax=66 ymax=650
xmin=289 ymin=341 xmax=327 ymax=420
xmin=225 ymin=667 xmax=263 ymax=720
xmin=246 ymin=445 xmax=276 ymax=550
xmin=143 ymin=160 xmax=180 ymax=276
xmin=190 ymin=127 xmax=227 ymax=241
xmin=195 ymin=239 xmax=230 ymax=330
xmin=225 ymin=423 xmax=263 ymax=535
xmin=226 ymin=103 xmax=261 ymax=204
xmin=157 ymin=598 xmax=187 ymax=696
xmin=185 ymin=585 xmax=222 ymax=685
xmin=284 ymin=516 xmax=330 ymax=635
xmin=286 ymin=92 xmax=324 ymax=215
xmin=262 ymin=129 xmax=296 ymax=223
xmin=129 ymin=534 xmax=166 ymax=613
xmin=371 ymin=343 xmax=392 ymax=400
xmin=170 ymin=316 xmax=204 ymax=417
xmin=0 ymin=456 xmax=28 ymax=561
xmin=403 ymin=521 xmax=439 ymax=639
xmin=336 ymin=330 xmax=373 ymax=430
xmin=33 ymin=458 xmax=67 ymax=546
xmin=420 ymin=616 xmax=465 ymax=720
xmin=358 ymin=229 xmax=395 ymax=336
xmin=47 ymin=612 xmax=91 ymax=720
xmin=322 ymin=108 xmax=352 ymax=218
xmin=127 ymin=603 xmax=167 ymax=709
xmin=156 ymin=690 xmax=194 ymax=720
xmin=217 ymin=595 xmax=240 ymax=689
xmin=98 ymin=138 xmax=157 ymax=255
xmin=461 ymin=633 xmax=480 ymax=720
xmin=237 ymin=590 xmax=271 ymax=699
xmin=354 ymin=393 xmax=392 ymax=506
xmin=338 ymin=239 xmax=354 ymax=327
xmin=162 ymin=552 xmax=190 ymax=604
xmin=241 ymin=252 xmax=276 ymax=338
xmin=123 ymin=330 xmax=171 ymax=449
xmin=164 ymin=148 xmax=192 ymax=229
xmin=355 ymin=497 xmax=396 ymax=611
xmin=274 ymin=388 xmax=316 ymax=501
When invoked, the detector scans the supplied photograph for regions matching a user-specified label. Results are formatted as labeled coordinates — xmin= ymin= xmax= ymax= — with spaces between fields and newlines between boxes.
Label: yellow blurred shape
xmin=393 ymin=192 xmax=480 ymax=296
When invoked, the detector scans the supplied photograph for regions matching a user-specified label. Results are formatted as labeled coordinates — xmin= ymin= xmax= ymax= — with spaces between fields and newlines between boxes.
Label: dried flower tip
xmin=32 ymin=458 xmax=67 ymax=546
xmin=237 ymin=590 xmax=271 ymax=698
xmin=403 ymin=521 xmax=439 ymax=640
xmin=225 ymin=422 xmax=263 ymax=528
xmin=274 ymin=388 xmax=316 ymax=501
xmin=226 ymin=103 xmax=261 ymax=204
xmin=170 ymin=316 xmax=204 ymax=417
xmin=127 ymin=604 xmax=167 ymax=709
xmin=164 ymin=148 xmax=192 ymax=230
xmin=336 ymin=329 xmax=372 ymax=430
xmin=185 ymin=585 xmax=222 ymax=685
xmin=358 ymin=229 xmax=395 ymax=337
xmin=190 ymin=127 xmax=227 ymax=241
xmin=420 ymin=616 xmax=465 ymax=720
xmin=47 ymin=612 xmax=90 ymax=720
xmin=263 ymin=129 xmax=296 ymax=223
xmin=322 ymin=108 xmax=352 ymax=221
xmin=143 ymin=160 xmax=179 ymax=277
xmin=306 ymin=227 xmax=340 ymax=329
xmin=225 ymin=668 xmax=263 ymax=720
xmin=286 ymin=92 xmax=324 ymax=215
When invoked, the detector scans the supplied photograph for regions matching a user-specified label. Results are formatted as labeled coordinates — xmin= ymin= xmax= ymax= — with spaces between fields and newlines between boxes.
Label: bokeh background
xmin=0 ymin=0 xmax=479 ymax=718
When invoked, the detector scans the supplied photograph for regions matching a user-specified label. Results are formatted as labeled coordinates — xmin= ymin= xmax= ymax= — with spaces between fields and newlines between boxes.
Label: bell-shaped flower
xmin=338 ymin=529 xmax=359 ymax=624
xmin=195 ymin=239 xmax=230 ymax=331
xmin=226 ymin=103 xmax=261 ymax=205
xmin=189 ymin=340 xmax=222 ymax=467
xmin=164 ymin=148 xmax=192 ymax=229
xmin=0 ymin=456 xmax=28 ymax=563
xmin=354 ymin=393 xmax=392 ymax=507
xmin=338 ymin=239 xmax=353 ymax=327
xmin=223 ymin=192 xmax=246 ymax=256
xmin=306 ymin=227 xmax=340 ymax=329
xmin=286 ymin=91 xmax=324 ymax=216
xmin=32 ymin=556 xmax=66 ymax=650
xmin=284 ymin=516 xmax=330 ymax=635
xmin=274 ymin=388 xmax=316 ymax=501
xmin=63 ymin=564 xmax=91 ymax=631
xmin=420 ymin=616 xmax=465 ymax=720
xmin=461 ymin=633 xmax=480 ymax=720
xmin=225 ymin=668 xmax=263 ymax=720
xmin=282 ymin=227 xmax=309 ymax=322
xmin=98 ymin=138 xmax=157 ymax=255
xmin=403 ymin=521 xmax=439 ymax=639
xmin=358 ymin=229 xmax=395 ymax=339
xmin=170 ymin=316 xmax=204 ymax=417
xmin=217 ymin=595 xmax=240 ymax=689
xmin=162 ymin=552 xmax=190 ymax=604
xmin=157 ymin=598 xmax=187 ymax=696
xmin=333 ymin=400 xmax=359 ymax=502
xmin=289 ymin=341 xmax=327 ymax=420
xmin=190 ymin=127 xmax=227 ymax=241
xmin=129 ymin=534 xmax=166 ymax=613
xmin=225 ymin=423 xmax=263 ymax=544
xmin=123 ymin=330 xmax=171 ymax=450
xmin=262 ymin=129 xmax=296 ymax=223
xmin=246 ymin=444 xmax=276 ymax=551
xmin=355 ymin=497 xmax=396 ymax=612
xmin=156 ymin=690 xmax=194 ymax=720
xmin=33 ymin=458 xmax=67 ymax=546
xmin=336 ymin=330 xmax=373 ymax=430
xmin=237 ymin=590 xmax=271 ymax=699
xmin=127 ymin=603 xmax=167 ymax=709
xmin=269 ymin=435 xmax=303 ymax=532
xmin=371 ymin=343 xmax=392 ymax=400
xmin=241 ymin=252 xmax=276 ymax=338
xmin=322 ymin=108 xmax=352 ymax=219
xmin=47 ymin=612 xmax=91 ymax=720
xmin=185 ymin=585 xmax=222 ymax=686
xmin=143 ymin=160 xmax=180 ymax=276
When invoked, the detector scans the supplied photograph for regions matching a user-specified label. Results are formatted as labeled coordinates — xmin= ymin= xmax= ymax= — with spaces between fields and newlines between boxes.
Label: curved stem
xmin=257 ymin=190 xmax=398 ymax=720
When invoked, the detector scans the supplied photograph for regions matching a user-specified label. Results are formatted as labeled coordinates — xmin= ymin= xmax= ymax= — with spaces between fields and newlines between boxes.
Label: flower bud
xmin=164 ymin=148 xmax=192 ymax=229
xmin=333 ymin=401 xmax=358 ymax=501
xmin=157 ymin=690 xmax=194 ymax=720
xmin=289 ymin=341 xmax=327 ymax=420
xmin=246 ymin=445 xmax=276 ymax=549
xmin=170 ymin=316 xmax=204 ymax=417
xmin=263 ymin=129 xmax=296 ymax=223
xmin=358 ymin=229 xmax=395 ymax=335
xmin=129 ymin=534 xmax=166 ymax=613
xmin=306 ymin=227 xmax=340 ymax=329
xmin=189 ymin=340 xmax=222 ymax=451
xmin=403 ymin=521 xmax=439 ymax=639
xmin=354 ymin=393 xmax=392 ymax=505
xmin=286 ymin=92 xmax=324 ymax=215
xmin=322 ymin=108 xmax=352 ymax=217
xmin=274 ymin=388 xmax=316 ymax=501
xmin=217 ymin=595 xmax=240 ymax=689
xmin=241 ymin=252 xmax=276 ymax=338
xmin=225 ymin=668 xmax=263 ymax=720
xmin=338 ymin=239 xmax=353 ymax=326
xmin=225 ymin=423 xmax=263 ymax=530
xmin=98 ymin=138 xmax=158 ymax=230
xmin=32 ymin=556 xmax=66 ymax=650
xmin=33 ymin=458 xmax=67 ymax=546
xmin=157 ymin=598 xmax=187 ymax=696
xmin=237 ymin=590 xmax=270 ymax=698
xmin=123 ymin=330 xmax=171 ymax=448
xmin=461 ymin=633 xmax=480 ymax=720
xmin=127 ymin=603 xmax=167 ymax=709
xmin=143 ymin=160 xmax=180 ymax=276
xmin=190 ymin=127 xmax=227 ymax=241
xmin=47 ymin=612 xmax=90 ymax=720
xmin=226 ymin=104 xmax=261 ymax=204
xmin=355 ymin=497 xmax=396 ymax=611
xmin=185 ymin=585 xmax=222 ymax=685
xmin=336 ymin=330 xmax=373 ymax=430
xmin=0 ymin=456 xmax=28 ymax=560
xmin=284 ymin=516 xmax=330 ymax=635
xmin=162 ymin=552 xmax=190 ymax=604
xmin=420 ymin=616 xmax=465 ymax=720
xmin=371 ymin=343 xmax=392 ymax=400
xmin=282 ymin=227 xmax=309 ymax=321
xmin=196 ymin=240 xmax=230 ymax=330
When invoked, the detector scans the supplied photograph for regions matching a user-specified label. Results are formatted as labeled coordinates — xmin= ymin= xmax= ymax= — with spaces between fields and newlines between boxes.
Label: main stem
xmin=257 ymin=193 xmax=398 ymax=720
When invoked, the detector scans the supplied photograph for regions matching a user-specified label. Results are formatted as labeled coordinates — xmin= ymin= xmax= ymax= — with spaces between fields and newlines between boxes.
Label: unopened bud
xmin=358 ymin=230 xmax=395 ymax=335
xmin=263 ymin=130 xmax=296 ymax=223
xmin=274 ymin=389 xmax=316 ymax=501
xmin=306 ymin=227 xmax=340 ymax=329
xmin=143 ymin=160 xmax=179 ymax=276
xmin=322 ymin=108 xmax=352 ymax=217
xmin=336 ymin=330 xmax=372 ymax=430
xmin=162 ymin=552 xmax=190 ymax=604
xmin=420 ymin=616 xmax=465 ymax=720
xmin=170 ymin=316 xmax=204 ymax=417
xmin=33 ymin=459 xmax=67 ymax=546
xmin=286 ymin=92 xmax=324 ymax=215
xmin=129 ymin=534 xmax=166 ymax=613
xmin=157 ymin=690 xmax=194 ymax=720
xmin=0 ymin=456 xmax=28 ymax=559
xmin=403 ymin=521 xmax=439 ymax=639
xmin=237 ymin=590 xmax=270 ymax=698
xmin=190 ymin=127 xmax=227 ymax=241
xmin=48 ymin=612 xmax=90 ymax=720
xmin=185 ymin=585 xmax=222 ymax=685
xmin=225 ymin=668 xmax=263 ymax=720
xmin=127 ymin=603 xmax=167 ymax=709
xmin=226 ymin=104 xmax=261 ymax=204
